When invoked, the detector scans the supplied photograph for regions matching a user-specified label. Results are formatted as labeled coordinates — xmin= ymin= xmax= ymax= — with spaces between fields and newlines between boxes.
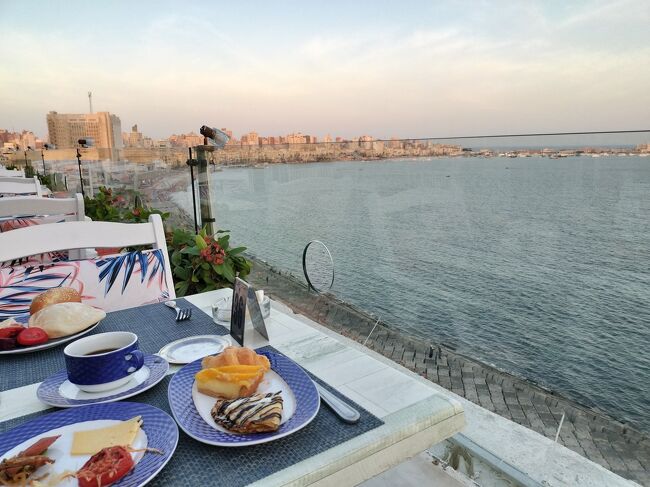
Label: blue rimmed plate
xmin=0 ymin=402 xmax=178 ymax=486
xmin=168 ymin=350 xmax=320 ymax=447
xmin=37 ymin=354 xmax=169 ymax=408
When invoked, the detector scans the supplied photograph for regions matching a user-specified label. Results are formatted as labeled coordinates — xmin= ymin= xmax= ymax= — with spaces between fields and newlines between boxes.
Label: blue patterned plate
xmin=0 ymin=320 xmax=101 ymax=355
xmin=37 ymin=354 xmax=169 ymax=408
xmin=0 ymin=402 xmax=178 ymax=486
xmin=168 ymin=350 xmax=320 ymax=446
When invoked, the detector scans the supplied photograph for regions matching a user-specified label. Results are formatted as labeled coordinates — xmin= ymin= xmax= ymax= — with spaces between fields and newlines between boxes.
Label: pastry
xmin=201 ymin=346 xmax=270 ymax=371
xmin=30 ymin=287 xmax=82 ymax=315
xmin=196 ymin=365 xmax=266 ymax=399
xmin=210 ymin=391 xmax=283 ymax=433
xmin=28 ymin=302 xmax=106 ymax=338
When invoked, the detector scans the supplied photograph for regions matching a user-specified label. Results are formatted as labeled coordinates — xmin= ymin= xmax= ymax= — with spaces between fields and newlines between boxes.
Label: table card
xmin=230 ymin=277 xmax=269 ymax=346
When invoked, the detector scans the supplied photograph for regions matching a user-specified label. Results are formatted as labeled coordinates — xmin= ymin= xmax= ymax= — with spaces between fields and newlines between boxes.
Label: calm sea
xmin=206 ymin=156 xmax=650 ymax=431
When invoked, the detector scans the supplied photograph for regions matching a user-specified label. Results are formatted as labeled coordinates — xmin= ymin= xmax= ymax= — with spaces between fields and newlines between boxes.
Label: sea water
xmin=209 ymin=156 xmax=650 ymax=431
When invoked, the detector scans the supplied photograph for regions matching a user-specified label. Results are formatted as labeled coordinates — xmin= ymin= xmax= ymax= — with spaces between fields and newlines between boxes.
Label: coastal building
xmin=286 ymin=132 xmax=307 ymax=144
xmin=46 ymin=111 xmax=123 ymax=149
xmin=241 ymin=131 xmax=259 ymax=146
xmin=168 ymin=132 xmax=203 ymax=148
xmin=123 ymin=124 xmax=145 ymax=148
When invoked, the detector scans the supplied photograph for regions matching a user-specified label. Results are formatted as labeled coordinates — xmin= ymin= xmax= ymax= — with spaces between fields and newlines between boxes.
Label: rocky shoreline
xmin=246 ymin=256 xmax=650 ymax=486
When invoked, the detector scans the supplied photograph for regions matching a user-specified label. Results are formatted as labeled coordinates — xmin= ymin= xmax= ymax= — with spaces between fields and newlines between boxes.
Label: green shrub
xmin=167 ymin=227 xmax=251 ymax=296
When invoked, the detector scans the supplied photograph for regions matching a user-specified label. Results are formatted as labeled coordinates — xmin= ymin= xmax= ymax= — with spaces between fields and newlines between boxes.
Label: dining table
xmin=0 ymin=288 xmax=465 ymax=486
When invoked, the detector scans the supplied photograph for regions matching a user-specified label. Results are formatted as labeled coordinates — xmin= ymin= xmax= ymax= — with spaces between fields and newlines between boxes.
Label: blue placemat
xmin=0 ymin=299 xmax=226 ymax=390
xmin=0 ymin=347 xmax=384 ymax=487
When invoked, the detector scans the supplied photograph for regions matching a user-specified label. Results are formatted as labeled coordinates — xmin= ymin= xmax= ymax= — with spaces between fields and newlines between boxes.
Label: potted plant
xmin=167 ymin=227 xmax=251 ymax=297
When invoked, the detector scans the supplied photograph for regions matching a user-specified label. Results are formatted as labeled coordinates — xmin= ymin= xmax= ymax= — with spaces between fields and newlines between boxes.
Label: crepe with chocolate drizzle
xmin=210 ymin=391 xmax=283 ymax=433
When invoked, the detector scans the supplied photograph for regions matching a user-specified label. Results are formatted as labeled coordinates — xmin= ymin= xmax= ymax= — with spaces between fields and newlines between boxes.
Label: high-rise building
xmin=46 ymin=111 xmax=123 ymax=149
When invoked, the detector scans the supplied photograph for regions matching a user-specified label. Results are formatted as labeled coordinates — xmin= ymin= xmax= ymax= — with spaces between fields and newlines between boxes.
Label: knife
xmin=316 ymin=383 xmax=360 ymax=424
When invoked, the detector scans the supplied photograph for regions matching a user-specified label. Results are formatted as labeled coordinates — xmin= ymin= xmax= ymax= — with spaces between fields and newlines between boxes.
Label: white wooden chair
xmin=0 ymin=214 xmax=175 ymax=300
xmin=0 ymin=194 xmax=86 ymax=259
xmin=0 ymin=176 xmax=42 ymax=196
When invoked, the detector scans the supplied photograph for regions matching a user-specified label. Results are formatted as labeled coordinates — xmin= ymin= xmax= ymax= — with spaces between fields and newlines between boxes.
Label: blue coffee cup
xmin=64 ymin=331 xmax=145 ymax=392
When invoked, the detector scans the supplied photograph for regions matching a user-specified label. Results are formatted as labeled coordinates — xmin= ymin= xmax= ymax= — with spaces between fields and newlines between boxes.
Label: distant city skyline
xmin=1 ymin=1 xmax=649 ymax=139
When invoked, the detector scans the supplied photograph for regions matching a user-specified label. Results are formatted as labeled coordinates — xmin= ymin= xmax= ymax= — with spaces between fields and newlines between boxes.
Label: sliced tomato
xmin=16 ymin=327 xmax=49 ymax=346
xmin=77 ymin=446 xmax=134 ymax=487
xmin=0 ymin=326 xmax=24 ymax=339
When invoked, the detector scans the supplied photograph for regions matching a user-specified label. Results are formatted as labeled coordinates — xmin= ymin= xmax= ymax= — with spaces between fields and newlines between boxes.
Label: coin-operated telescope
xmin=186 ymin=125 xmax=231 ymax=235
xmin=200 ymin=126 xmax=230 ymax=148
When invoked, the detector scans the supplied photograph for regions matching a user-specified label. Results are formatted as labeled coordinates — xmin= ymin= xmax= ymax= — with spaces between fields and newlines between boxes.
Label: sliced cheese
xmin=71 ymin=416 xmax=142 ymax=455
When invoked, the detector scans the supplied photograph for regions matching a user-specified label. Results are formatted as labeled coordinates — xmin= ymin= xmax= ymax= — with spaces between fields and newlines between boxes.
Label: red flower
xmin=200 ymin=238 xmax=226 ymax=265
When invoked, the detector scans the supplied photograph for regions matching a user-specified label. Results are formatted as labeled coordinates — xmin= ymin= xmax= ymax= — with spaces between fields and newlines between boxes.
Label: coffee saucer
xmin=37 ymin=354 xmax=169 ymax=408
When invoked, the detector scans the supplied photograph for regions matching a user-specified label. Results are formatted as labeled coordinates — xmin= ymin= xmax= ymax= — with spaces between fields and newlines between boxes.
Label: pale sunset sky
xmin=0 ymin=0 xmax=649 ymax=139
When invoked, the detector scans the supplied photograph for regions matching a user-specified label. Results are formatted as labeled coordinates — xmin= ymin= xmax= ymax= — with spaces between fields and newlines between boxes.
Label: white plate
xmin=168 ymin=350 xmax=320 ymax=447
xmin=0 ymin=320 xmax=101 ymax=355
xmin=37 ymin=355 xmax=169 ymax=408
xmin=158 ymin=335 xmax=230 ymax=365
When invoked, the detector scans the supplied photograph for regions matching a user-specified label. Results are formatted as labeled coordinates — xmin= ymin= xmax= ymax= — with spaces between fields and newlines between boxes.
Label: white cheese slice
xmin=71 ymin=416 xmax=142 ymax=455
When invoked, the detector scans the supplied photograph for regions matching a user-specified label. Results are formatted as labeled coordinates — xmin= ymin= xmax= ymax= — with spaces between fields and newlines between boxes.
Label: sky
xmin=1 ymin=0 xmax=649 ymax=140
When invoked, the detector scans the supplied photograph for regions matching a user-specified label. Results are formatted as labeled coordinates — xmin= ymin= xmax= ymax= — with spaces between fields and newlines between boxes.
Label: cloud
xmin=0 ymin=1 xmax=649 ymax=139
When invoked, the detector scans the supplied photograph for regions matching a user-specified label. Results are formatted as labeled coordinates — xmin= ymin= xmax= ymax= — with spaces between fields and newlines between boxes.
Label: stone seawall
xmin=246 ymin=256 xmax=649 ymax=486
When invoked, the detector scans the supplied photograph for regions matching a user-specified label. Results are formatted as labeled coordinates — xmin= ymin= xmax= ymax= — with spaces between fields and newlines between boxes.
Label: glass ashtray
xmin=212 ymin=295 xmax=271 ymax=323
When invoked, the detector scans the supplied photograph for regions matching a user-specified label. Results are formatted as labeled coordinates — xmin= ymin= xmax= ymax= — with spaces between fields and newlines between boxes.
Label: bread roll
xmin=28 ymin=302 xmax=106 ymax=338
xmin=30 ymin=287 xmax=82 ymax=315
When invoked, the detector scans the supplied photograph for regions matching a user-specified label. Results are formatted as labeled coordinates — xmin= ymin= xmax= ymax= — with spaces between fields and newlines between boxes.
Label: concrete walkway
xmin=248 ymin=258 xmax=649 ymax=486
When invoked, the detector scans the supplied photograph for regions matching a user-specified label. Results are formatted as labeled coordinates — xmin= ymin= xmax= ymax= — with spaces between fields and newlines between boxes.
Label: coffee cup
xmin=64 ymin=331 xmax=145 ymax=392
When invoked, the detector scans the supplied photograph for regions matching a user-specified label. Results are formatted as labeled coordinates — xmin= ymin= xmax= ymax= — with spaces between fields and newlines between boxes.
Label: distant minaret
xmin=88 ymin=91 xmax=93 ymax=113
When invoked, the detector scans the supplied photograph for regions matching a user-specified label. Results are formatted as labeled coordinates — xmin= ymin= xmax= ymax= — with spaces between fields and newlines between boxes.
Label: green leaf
xmin=175 ymin=280 xmax=190 ymax=297
xmin=222 ymin=262 xmax=236 ymax=283
xmin=195 ymin=235 xmax=208 ymax=250
xmin=173 ymin=266 xmax=190 ymax=280
xmin=171 ymin=251 xmax=183 ymax=266
xmin=228 ymin=246 xmax=246 ymax=255
xmin=217 ymin=235 xmax=230 ymax=248
xmin=180 ymin=246 xmax=201 ymax=256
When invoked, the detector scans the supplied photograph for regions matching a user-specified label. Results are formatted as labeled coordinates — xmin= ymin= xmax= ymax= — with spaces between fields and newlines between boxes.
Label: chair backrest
xmin=0 ymin=214 xmax=175 ymax=299
xmin=0 ymin=193 xmax=84 ymax=220
xmin=0 ymin=168 xmax=24 ymax=177
xmin=0 ymin=176 xmax=42 ymax=196
xmin=0 ymin=194 xmax=86 ymax=259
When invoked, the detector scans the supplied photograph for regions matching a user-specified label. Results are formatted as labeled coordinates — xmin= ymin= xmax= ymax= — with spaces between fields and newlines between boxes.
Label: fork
xmin=164 ymin=300 xmax=192 ymax=321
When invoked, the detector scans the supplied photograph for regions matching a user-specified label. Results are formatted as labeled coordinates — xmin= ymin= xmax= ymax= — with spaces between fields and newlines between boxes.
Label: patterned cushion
xmin=0 ymin=249 xmax=171 ymax=323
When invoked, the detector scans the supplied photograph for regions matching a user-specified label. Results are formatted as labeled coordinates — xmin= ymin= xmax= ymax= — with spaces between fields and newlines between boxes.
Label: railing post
xmin=194 ymin=144 xmax=215 ymax=236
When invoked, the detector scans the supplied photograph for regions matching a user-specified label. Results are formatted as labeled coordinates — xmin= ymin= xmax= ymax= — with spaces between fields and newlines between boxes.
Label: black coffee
xmin=84 ymin=348 xmax=118 ymax=356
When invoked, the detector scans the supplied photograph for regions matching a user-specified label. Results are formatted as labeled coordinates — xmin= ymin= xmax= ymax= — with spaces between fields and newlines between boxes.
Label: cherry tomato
xmin=0 ymin=326 xmax=24 ymax=339
xmin=77 ymin=446 xmax=134 ymax=487
xmin=16 ymin=327 xmax=49 ymax=346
